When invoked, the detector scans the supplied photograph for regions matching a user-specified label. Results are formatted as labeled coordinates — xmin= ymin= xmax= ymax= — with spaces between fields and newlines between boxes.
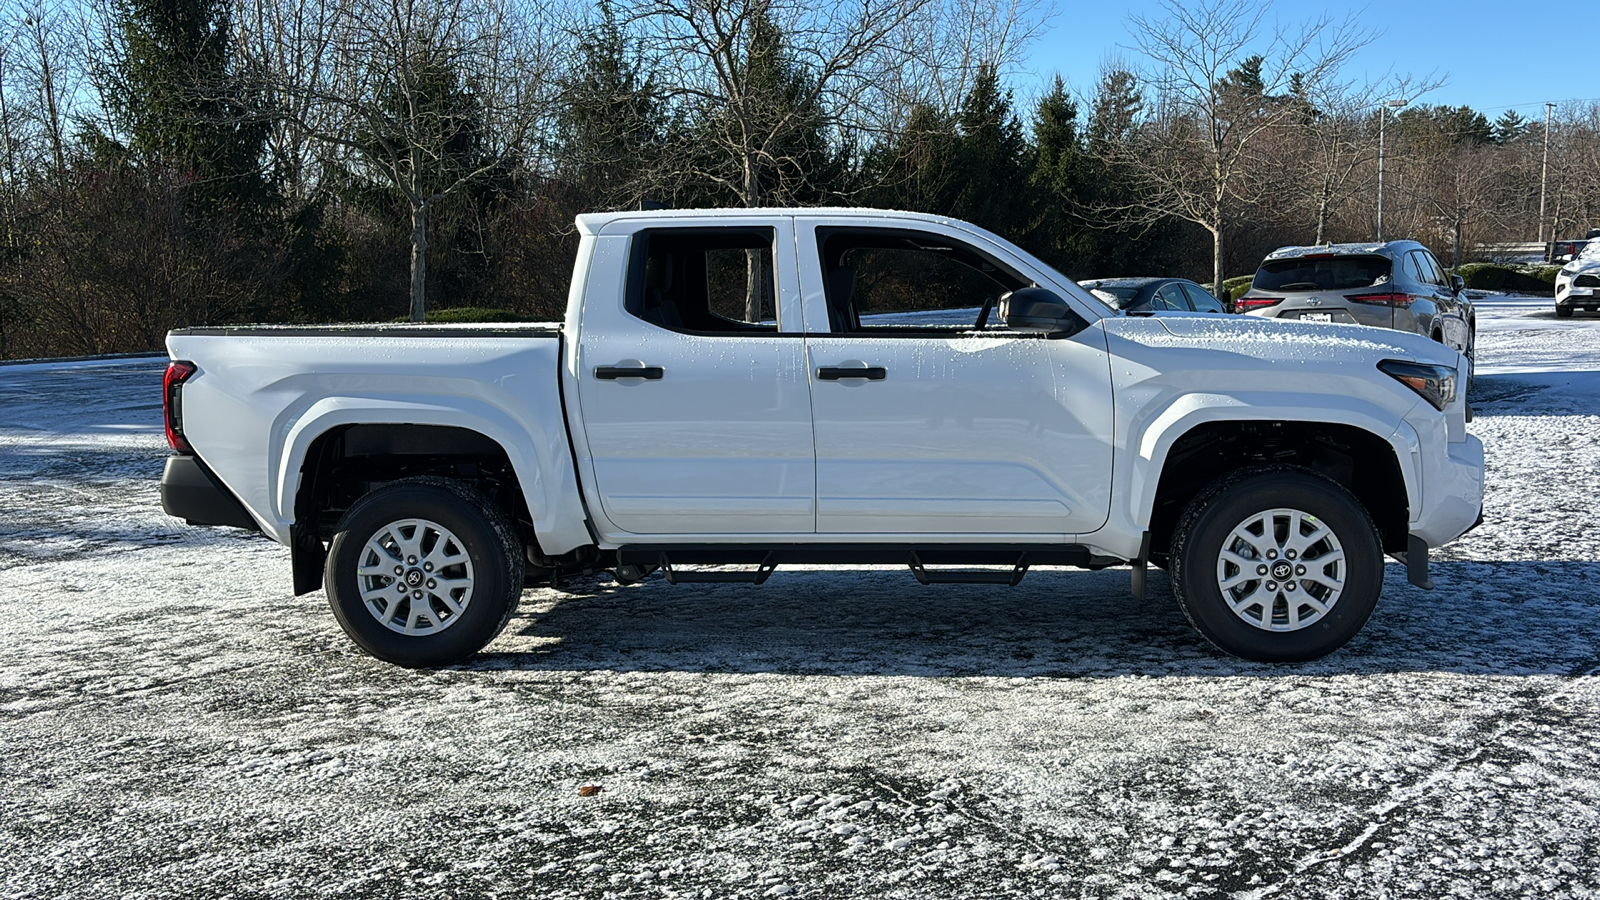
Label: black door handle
xmin=595 ymin=365 xmax=664 ymax=380
xmin=817 ymin=366 xmax=887 ymax=381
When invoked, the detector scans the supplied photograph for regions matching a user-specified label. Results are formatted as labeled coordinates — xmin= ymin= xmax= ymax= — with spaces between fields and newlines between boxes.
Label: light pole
xmin=1539 ymin=101 xmax=1555 ymax=258
xmin=1376 ymin=98 xmax=1408 ymax=241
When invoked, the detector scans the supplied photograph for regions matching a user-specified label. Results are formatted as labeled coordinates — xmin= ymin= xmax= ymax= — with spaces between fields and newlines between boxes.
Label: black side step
xmin=908 ymin=551 xmax=1030 ymax=586
xmin=658 ymin=552 xmax=778 ymax=585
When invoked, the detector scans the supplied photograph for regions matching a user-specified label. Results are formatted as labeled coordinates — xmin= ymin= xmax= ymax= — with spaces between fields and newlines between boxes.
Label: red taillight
xmin=1236 ymin=296 xmax=1284 ymax=311
xmin=1347 ymin=291 xmax=1416 ymax=307
xmin=163 ymin=361 xmax=196 ymax=453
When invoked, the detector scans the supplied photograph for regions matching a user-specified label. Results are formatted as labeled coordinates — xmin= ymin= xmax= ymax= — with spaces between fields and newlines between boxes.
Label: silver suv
xmin=1236 ymin=241 xmax=1475 ymax=370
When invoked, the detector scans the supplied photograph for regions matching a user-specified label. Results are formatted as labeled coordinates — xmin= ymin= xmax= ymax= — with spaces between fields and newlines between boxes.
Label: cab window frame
xmin=813 ymin=226 xmax=1033 ymax=336
xmin=623 ymin=226 xmax=784 ymax=336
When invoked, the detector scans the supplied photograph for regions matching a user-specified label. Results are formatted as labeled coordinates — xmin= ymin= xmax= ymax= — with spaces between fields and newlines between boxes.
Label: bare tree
xmin=1109 ymin=0 xmax=1374 ymax=289
xmin=242 ymin=0 xmax=560 ymax=321
xmin=1283 ymin=73 xmax=1441 ymax=244
xmin=234 ymin=0 xmax=347 ymax=204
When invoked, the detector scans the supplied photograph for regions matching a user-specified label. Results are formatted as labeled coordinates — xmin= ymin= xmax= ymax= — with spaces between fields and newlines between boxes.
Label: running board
xmin=616 ymin=543 xmax=1095 ymax=588
xmin=908 ymin=551 xmax=1030 ymax=585
xmin=658 ymin=552 xmax=777 ymax=585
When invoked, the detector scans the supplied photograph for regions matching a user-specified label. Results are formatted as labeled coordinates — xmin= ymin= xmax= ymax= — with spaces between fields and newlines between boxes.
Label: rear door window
xmin=1182 ymin=283 xmax=1226 ymax=313
xmin=1152 ymin=283 xmax=1190 ymax=310
xmin=1254 ymin=256 xmax=1391 ymax=292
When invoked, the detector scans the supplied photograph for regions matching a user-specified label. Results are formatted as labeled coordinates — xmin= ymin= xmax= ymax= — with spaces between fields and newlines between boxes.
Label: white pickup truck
xmin=160 ymin=208 xmax=1484 ymax=667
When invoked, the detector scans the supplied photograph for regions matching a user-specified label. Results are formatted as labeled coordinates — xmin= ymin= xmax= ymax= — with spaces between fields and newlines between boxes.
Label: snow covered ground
xmin=2 ymin=296 xmax=1598 ymax=899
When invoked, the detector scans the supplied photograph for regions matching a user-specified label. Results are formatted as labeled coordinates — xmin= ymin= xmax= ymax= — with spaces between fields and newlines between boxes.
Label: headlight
xmin=1379 ymin=360 xmax=1456 ymax=411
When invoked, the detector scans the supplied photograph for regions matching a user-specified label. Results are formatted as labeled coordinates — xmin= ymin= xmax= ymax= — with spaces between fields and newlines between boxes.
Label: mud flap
xmin=1130 ymin=532 xmax=1151 ymax=601
xmin=1405 ymin=533 xmax=1434 ymax=590
xmin=291 ymin=524 xmax=326 ymax=596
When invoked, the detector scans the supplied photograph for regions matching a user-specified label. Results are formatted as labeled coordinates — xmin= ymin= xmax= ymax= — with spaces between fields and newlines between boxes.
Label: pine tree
xmin=103 ymin=0 xmax=271 ymax=213
xmin=862 ymin=103 xmax=960 ymax=213
xmin=1493 ymin=109 xmax=1527 ymax=145
xmin=1026 ymin=76 xmax=1093 ymax=274
xmin=949 ymin=64 xmax=1031 ymax=238
xmin=558 ymin=0 xmax=665 ymax=210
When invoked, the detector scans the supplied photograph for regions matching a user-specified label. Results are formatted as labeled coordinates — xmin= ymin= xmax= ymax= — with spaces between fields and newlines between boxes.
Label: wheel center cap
xmin=406 ymin=569 xmax=425 ymax=586
xmin=1271 ymin=561 xmax=1293 ymax=580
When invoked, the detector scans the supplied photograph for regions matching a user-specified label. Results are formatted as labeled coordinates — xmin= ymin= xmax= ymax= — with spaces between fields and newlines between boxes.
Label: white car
xmin=1555 ymin=240 xmax=1600 ymax=317
xmin=159 ymin=208 xmax=1483 ymax=667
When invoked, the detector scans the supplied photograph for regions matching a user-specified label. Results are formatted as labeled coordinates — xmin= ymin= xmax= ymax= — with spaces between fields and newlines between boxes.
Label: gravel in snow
xmin=2 ymin=297 xmax=1598 ymax=899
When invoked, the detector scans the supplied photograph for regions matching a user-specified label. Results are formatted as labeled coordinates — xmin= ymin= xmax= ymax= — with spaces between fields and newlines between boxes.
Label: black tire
xmin=1169 ymin=469 xmax=1383 ymax=662
xmin=325 ymin=477 xmax=523 ymax=667
xmin=1556 ymin=304 xmax=1573 ymax=319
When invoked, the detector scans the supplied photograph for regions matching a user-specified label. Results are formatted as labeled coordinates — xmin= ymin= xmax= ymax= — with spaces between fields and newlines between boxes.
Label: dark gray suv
xmin=1236 ymin=241 xmax=1475 ymax=370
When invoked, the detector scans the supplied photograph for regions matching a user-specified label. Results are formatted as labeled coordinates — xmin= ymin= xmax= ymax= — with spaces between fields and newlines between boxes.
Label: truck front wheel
xmin=1169 ymin=470 xmax=1383 ymax=662
xmin=325 ymin=478 xmax=523 ymax=667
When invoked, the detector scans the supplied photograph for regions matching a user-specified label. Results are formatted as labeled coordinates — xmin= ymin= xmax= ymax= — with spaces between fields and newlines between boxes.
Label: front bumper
xmin=1410 ymin=433 xmax=1485 ymax=549
xmin=161 ymin=455 xmax=260 ymax=531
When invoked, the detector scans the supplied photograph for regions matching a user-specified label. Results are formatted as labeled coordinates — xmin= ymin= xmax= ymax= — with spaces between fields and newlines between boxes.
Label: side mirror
xmin=1450 ymin=274 xmax=1464 ymax=293
xmin=1000 ymin=287 xmax=1089 ymax=336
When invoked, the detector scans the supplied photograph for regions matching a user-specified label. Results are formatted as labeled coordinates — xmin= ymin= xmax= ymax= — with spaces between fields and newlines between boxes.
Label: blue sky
xmin=1021 ymin=0 xmax=1594 ymax=119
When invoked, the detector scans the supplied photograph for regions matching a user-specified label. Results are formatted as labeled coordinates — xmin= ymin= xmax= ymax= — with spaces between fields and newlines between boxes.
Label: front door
xmin=575 ymin=221 xmax=815 ymax=536
xmin=800 ymin=224 xmax=1115 ymax=536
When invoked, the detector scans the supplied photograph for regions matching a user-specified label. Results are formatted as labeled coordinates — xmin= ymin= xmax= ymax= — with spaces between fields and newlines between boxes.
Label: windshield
xmin=1578 ymin=241 xmax=1600 ymax=261
xmin=1253 ymin=256 xmax=1391 ymax=292
xmin=1078 ymin=282 xmax=1142 ymax=309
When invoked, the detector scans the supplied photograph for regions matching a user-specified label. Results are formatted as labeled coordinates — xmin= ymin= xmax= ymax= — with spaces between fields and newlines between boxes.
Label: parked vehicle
xmin=1077 ymin=277 xmax=1229 ymax=314
xmin=160 ymin=209 xmax=1483 ymax=667
xmin=1235 ymin=241 xmax=1475 ymax=376
xmin=1552 ymin=239 xmax=1590 ymax=263
xmin=1555 ymin=239 xmax=1600 ymax=318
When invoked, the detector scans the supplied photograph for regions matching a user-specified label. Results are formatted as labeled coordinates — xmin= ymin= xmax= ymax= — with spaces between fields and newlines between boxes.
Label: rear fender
xmin=277 ymin=397 xmax=592 ymax=556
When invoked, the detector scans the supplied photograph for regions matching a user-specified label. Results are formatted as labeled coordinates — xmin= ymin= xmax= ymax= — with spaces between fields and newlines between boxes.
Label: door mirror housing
xmin=1000 ymin=287 xmax=1089 ymax=336
xmin=1449 ymin=273 xmax=1465 ymax=293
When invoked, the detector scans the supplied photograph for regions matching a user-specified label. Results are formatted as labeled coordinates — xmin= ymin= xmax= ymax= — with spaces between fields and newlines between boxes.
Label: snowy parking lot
xmin=3 ymin=296 xmax=1599 ymax=899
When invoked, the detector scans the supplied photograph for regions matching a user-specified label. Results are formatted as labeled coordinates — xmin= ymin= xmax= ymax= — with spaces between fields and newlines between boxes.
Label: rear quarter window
xmin=1253 ymin=256 xmax=1391 ymax=292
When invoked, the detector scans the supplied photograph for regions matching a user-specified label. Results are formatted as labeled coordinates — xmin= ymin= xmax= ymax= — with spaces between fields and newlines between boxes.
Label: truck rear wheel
xmin=325 ymin=478 xmax=523 ymax=667
xmin=1169 ymin=469 xmax=1383 ymax=662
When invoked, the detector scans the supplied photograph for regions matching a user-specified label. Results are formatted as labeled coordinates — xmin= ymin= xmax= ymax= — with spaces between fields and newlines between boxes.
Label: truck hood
xmin=1096 ymin=314 xmax=1462 ymax=425
xmin=1102 ymin=313 xmax=1458 ymax=369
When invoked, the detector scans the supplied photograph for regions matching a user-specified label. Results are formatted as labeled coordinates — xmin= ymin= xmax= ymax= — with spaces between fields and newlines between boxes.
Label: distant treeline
xmin=0 ymin=0 xmax=1594 ymax=358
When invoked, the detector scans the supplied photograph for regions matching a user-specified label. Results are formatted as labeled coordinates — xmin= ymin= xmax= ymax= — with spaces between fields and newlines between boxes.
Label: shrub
xmin=1457 ymin=263 xmax=1556 ymax=295
xmin=1221 ymin=275 xmax=1254 ymax=302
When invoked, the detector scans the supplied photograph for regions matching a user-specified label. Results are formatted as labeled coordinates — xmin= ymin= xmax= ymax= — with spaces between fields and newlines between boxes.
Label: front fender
xmin=1106 ymin=391 xmax=1421 ymax=550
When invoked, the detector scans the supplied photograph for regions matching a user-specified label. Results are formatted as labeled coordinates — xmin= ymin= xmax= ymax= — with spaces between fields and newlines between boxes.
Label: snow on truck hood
xmin=1101 ymin=312 xmax=1458 ymax=368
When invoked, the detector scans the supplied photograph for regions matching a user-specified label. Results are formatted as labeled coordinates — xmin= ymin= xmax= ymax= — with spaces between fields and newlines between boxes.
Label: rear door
xmin=574 ymin=219 xmax=816 ymax=536
xmin=797 ymin=222 xmax=1114 ymax=536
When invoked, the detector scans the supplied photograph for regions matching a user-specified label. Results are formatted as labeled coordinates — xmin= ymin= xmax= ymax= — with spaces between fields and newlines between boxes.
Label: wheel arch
xmin=279 ymin=400 xmax=552 ymax=528
xmin=1131 ymin=404 xmax=1416 ymax=560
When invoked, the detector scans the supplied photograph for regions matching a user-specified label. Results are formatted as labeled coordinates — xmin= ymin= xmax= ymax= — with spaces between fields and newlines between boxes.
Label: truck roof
xmin=575 ymin=207 xmax=974 ymax=235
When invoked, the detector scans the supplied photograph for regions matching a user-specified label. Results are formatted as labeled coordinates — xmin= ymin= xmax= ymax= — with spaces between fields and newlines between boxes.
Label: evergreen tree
xmin=1026 ymin=76 xmax=1093 ymax=273
xmin=1398 ymin=105 xmax=1493 ymax=147
xmin=1493 ymin=109 xmax=1527 ymax=145
xmin=741 ymin=9 xmax=836 ymax=205
xmin=557 ymin=1 xmax=665 ymax=210
xmin=1088 ymin=67 xmax=1142 ymax=150
xmin=862 ymin=103 xmax=960 ymax=213
xmin=949 ymin=64 xmax=1030 ymax=237
xmin=103 ymin=0 xmax=271 ymax=213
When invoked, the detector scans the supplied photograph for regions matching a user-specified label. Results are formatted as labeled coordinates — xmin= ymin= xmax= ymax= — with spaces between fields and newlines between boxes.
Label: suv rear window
xmin=1253 ymin=256 xmax=1391 ymax=292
